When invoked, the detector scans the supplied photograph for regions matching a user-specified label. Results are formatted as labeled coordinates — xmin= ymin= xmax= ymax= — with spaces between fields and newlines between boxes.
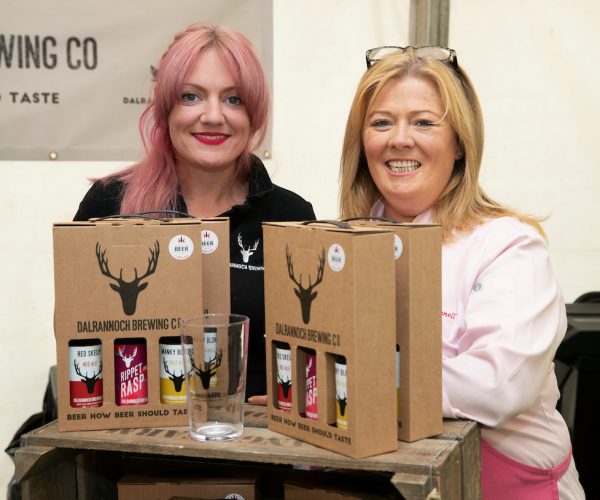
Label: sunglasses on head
xmin=365 ymin=45 xmax=458 ymax=69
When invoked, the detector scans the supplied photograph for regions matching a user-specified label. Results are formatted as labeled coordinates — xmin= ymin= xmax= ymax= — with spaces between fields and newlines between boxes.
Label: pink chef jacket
xmin=372 ymin=200 xmax=585 ymax=499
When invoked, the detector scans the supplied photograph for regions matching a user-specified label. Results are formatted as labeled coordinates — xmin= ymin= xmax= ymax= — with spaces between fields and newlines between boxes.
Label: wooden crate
xmin=15 ymin=407 xmax=480 ymax=500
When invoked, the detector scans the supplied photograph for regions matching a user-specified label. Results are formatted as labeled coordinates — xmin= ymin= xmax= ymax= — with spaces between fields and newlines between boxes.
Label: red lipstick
xmin=193 ymin=132 xmax=229 ymax=145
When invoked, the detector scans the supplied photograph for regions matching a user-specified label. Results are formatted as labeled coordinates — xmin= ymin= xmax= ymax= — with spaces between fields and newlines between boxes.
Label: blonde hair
xmin=339 ymin=49 xmax=545 ymax=241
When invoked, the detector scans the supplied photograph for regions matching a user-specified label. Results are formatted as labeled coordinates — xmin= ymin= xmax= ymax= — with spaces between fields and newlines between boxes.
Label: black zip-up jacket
xmin=74 ymin=156 xmax=316 ymax=397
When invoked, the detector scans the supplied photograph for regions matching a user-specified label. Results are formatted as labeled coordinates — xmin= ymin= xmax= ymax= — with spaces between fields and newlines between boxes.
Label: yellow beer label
xmin=159 ymin=342 xmax=187 ymax=403
xmin=204 ymin=329 xmax=218 ymax=388
xmin=335 ymin=360 xmax=347 ymax=430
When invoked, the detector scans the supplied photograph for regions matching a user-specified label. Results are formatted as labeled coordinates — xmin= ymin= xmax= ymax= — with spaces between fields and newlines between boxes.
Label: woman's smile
xmin=193 ymin=132 xmax=230 ymax=145
xmin=385 ymin=159 xmax=421 ymax=173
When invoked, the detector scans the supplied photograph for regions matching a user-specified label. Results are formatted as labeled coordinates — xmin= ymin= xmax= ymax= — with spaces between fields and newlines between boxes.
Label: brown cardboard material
xmin=263 ymin=221 xmax=397 ymax=458
xmin=346 ymin=219 xmax=443 ymax=442
xmin=200 ymin=217 xmax=230 ymax=315
xmin=282 ymin=468 xmax=401 ymax=499
xmin=53 ymin=217 xmax=229 ymax=431
xmin=117 ymin=474 xmax=256 ymax=500
xmin=284 ymin=482 xmax=393 ymax=499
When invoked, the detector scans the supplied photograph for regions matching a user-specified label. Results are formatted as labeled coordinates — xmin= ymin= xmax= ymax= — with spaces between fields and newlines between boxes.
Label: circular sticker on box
xmin=394 ymin=234 xmax=403 ymax=260
xmin=327 ymin=243 xmax=345 ymax=272
xmin=168 ymin=234 xmax=194 ymax=260
xmin=201 ymin=230 xmax=219 ymax=254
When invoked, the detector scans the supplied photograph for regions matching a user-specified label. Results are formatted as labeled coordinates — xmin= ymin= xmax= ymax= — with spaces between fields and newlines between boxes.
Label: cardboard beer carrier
xmin=53 ymin=216 xmax=229 ymax=431
xmin=345 ymin=217 xmax=443 ymax=442
xmin=200 ymin=218 xmax=230 ymax=315
xmin=263 ymin=220 xmax=398 ymax=458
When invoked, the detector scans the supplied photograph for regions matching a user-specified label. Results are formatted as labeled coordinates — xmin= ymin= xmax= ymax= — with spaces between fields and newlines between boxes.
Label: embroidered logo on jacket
xmin=237 ymin=233 xmax=259 ymax=263
xmin=442 ymin=311 xmax=457 ymax=320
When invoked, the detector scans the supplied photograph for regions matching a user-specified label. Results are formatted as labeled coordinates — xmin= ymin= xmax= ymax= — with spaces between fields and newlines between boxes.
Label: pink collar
xmin=369 ymin=199 xmax=433 ymax=224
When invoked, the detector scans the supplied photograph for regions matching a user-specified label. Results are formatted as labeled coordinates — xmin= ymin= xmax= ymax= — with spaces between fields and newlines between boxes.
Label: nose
xmin=200 ymin=98 xmax=225 ymax=125
xmin=388 ymin=123 xmax=415 ymax=149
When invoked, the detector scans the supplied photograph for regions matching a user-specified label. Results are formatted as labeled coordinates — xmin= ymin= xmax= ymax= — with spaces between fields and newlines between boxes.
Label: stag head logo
xmin=278 ymin=373 xmax=292 ymax=398
xmin=306 ymin=356 xmax=313 ymax=374
xmin=238 ymin=234 xmax=259 ymax=263
xmin=163 ymin=359 xmax=190 ymax=392
xmin=96 ymin=241 xmax=160 ymax=316
xmin=188 ymin=349 xmax=223 ymax=390
xmin=74 ymin=359 xmax=102 ymax=394
xmin=117 ymin=346 xmax=137 ymax=368
xmin=286 ymin=245 xmax=325 ymax=324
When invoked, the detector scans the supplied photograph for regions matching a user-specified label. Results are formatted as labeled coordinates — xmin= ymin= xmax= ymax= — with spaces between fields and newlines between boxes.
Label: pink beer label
xmin=305 ymin=351 xmax=317 ymax=420
xmin=114 ymin=342 xmax=148 ymax=405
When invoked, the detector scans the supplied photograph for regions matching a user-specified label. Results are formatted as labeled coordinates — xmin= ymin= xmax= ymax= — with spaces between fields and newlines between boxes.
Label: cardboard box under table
xmin=283 ymin=469 xmax=401 ymax=499
xmin=263 ymin=221 xmax=397 ymax=458
xmin=53 ymin=217 xmax=229 ymax=431
xmin=346 ymin=219 xmax=443 ymax=442
xmin=117 ymin=473 xmax=256 ymax=500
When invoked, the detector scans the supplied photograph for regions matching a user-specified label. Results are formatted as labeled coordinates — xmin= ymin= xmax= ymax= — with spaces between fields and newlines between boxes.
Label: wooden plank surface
xmin=433 ymin=419 xmax=481 ymax=499
xmin=14 ymin=446 xmax=75 ymax=483
xmin=23 ymin=421 xmax=459 ymax=475
xmin=15 ymin=446 xmax=77 ymax=500
xmin=435 ymin=442 xmax=462 ymax=499
xmin=19 ymin=409 xmax=480 ymax=499
xmin=391 ymin=471 xmax=436 ymax=500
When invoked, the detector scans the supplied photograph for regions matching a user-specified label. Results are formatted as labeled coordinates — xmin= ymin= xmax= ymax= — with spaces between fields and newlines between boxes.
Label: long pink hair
xmin=101 ymin=23 xmax=270 ymax=214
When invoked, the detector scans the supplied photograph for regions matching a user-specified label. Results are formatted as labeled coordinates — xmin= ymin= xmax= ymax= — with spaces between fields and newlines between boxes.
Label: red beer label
xmin=114 ymin=342 xmax=148 ymax=405
xmin=276 ymin=346 xmax=292 ymax=411
xmin=69 ymin=343 xmax=103 ymax=407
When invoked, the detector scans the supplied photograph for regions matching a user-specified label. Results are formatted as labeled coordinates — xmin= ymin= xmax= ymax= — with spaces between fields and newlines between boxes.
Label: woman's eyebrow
xmin=181 ymin=83 xmax=238 ymax=93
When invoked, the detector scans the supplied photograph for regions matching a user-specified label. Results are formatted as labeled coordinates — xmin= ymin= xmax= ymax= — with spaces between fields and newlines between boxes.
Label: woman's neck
xmin=178 ymin=164 xmax=248 ymax=218
xmin=383 ymin=204 xmax=416 ymax=223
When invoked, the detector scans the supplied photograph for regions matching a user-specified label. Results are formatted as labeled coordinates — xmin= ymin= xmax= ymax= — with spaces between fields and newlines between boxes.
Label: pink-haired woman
xmin=74 ymin=23 xmax=315 ymax=399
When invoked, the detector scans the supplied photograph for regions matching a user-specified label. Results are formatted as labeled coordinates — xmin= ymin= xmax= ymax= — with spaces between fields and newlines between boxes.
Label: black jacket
xmin=74 ymin=157 xmax=316 ymax=397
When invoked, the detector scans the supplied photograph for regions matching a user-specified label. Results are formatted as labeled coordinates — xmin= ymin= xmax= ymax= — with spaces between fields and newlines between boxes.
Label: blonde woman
xmin=339 ymin=46 xmax=584 ymax=499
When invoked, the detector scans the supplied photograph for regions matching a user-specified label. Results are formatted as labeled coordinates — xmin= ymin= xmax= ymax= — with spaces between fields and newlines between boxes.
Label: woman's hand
xmin=248 ymin=395 xmax=267 ymax=406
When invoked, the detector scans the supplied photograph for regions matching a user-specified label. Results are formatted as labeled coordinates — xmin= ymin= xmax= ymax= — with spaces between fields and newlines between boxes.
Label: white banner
xmin=0 ymin=0 xmax=272 ymax=161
